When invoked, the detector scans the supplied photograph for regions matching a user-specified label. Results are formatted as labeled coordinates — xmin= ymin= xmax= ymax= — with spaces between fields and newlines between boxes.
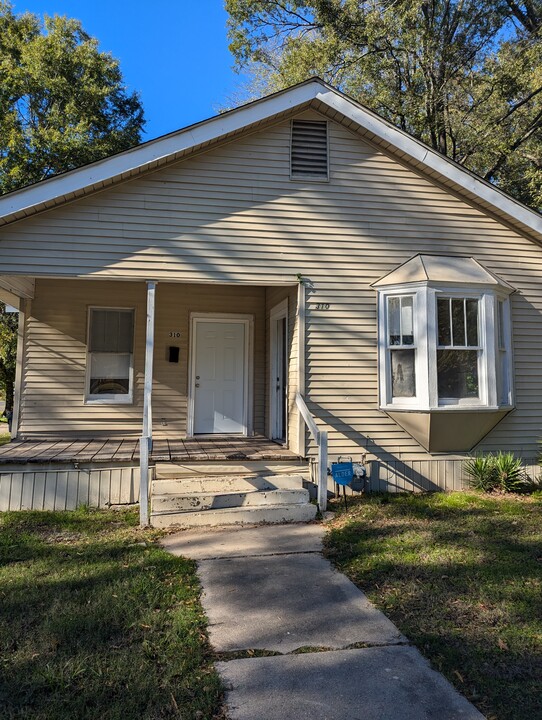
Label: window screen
xmin=89 ymin=309 xmax=134 ymax=353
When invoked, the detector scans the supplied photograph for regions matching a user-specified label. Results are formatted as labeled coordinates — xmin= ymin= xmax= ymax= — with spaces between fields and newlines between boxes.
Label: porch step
xmin=154 ymin=461 xmax=310 ymax=479
xmin=152 ymin=487 xmax=309 ymax=514
xmin=151 ymin=502 xmax=317 ymax=529
xmin=153 ymin=473 xmax=306 ymax=496
xmin=150 ymin=462 xmax=315 ymax=529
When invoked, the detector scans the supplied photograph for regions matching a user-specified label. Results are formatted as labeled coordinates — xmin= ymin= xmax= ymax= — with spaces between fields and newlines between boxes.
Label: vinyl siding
xmin=3 ymin=110 xmax=542 ymax=460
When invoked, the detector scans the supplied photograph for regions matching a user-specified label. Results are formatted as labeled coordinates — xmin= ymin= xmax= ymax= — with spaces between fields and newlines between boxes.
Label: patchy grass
xmin=325 ymin=492 xmax=542 ymax=720
xmin=0 ymin=431 xmax=10 ymax=446
xmin=0 ymin=508 xmax=223 ymax=719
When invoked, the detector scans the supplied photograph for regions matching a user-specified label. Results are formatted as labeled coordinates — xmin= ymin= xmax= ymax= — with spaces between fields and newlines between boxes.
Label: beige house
xmin=0 ymin=79 xmax=541 ymax=523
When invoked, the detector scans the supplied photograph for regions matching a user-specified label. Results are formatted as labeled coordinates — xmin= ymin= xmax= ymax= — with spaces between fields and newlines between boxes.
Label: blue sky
xmin=13 ymin=0 xmax=245 ymax=139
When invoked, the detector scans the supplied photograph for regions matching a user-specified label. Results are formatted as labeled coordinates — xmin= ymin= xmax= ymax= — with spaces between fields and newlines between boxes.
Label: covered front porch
xmin=0 ymin=274 xmax=329 ymax=520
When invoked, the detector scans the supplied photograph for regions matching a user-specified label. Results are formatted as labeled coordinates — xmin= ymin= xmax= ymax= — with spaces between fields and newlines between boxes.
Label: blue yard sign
xmin=330 ymin=461 xmax=354 ymax=486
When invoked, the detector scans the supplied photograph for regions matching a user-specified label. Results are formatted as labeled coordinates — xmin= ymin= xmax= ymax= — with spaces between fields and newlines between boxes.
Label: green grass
xmin=0 ymin=432 xmax=10 ymax=446
xmin=325 ymin=492 xmax=542 ymax=720
xmin=0 ymin=508 xmax=223 ymax=719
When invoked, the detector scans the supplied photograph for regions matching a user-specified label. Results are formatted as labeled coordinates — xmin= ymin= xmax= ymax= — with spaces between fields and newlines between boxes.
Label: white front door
xmin=192 ymin=320 xmax=247 ymax=434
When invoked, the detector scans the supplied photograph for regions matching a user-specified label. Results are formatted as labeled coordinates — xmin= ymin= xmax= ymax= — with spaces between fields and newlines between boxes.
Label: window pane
xmin=437 ymin=298 xmax=451 ymax=346
xmin=437 ymin=350 xmax=479 ymax=399
xmin=90 ymin=353 xmax=130 ymax=395
xmin=466 ymin=299 xmax=479 ymax=346
xmin=391 ymin=349 xmax=416 ymax=397
xmin=117 ymin=311 xmax=134 ymax=352
xmin=388 ymin=297 xmax=401 ymax=345
xmin=451 ymin=298 xmax=465 ymax=346
xmin=401 ymin=296 xmax=414 ymax=345
xmin=89 ymin=309 xmax=134 ymax=353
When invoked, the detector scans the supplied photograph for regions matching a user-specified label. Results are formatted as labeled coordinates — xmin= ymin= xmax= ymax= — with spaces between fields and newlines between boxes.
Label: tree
xmin=0 ymin=304 xmax=17 ymax=416
xmin=226 ymin=0 xmax=542 ymax=209
xmin=0 ymin=2 xmax=145 ymax=415
xmin=0 ymin=1 xmax=145 ymax=193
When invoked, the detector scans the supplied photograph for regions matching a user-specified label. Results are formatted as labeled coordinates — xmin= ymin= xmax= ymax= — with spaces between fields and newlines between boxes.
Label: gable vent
xmin=291 ymin=120 xmax=328 ymax=179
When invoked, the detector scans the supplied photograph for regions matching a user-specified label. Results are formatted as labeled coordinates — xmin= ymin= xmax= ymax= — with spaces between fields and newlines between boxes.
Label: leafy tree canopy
xmin=226 ymin=0 xmax=542 ymax=209
xmin=0 ymin=3 xmax=145 ymax=415
xmin=0 ymin=1 xmax=145 ymax=193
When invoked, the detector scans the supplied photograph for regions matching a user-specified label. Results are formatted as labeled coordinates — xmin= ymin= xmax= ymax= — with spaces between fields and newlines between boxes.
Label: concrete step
xmin=150 ymin=502 xmax=317 ymax=529
xmin=152 ymin=474 xmax=305 ymax=495
xmin=154 ymin=461 xmax=309 ymax=479
xmin=152 ymin=488 xmax=310 ymax=514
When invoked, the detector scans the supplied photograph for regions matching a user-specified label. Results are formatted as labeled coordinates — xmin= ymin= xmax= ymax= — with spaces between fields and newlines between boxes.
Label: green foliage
xmin=464 ymin=451 xmax=529 ymax=493
xmin=226 ymin=0 xmax=542 ymax=209
xmin=0 ymin=509 xmax=223 ymax=719
xmin=464 ymin=454 xmax=500 ymax=492
xmin=325 ymin=492 xmax=542 ymax=720
xmin=0 ymin=1 xmax=145 ymax=194
xmin=0 ymin=302 xmax=17 ymax=413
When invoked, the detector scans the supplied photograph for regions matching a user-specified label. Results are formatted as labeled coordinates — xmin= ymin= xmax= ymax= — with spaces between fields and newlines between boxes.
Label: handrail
xmin=296 ymin=392 xmax=320 ymax=440
xmin=296 ymin=392 xmax=328 ymax=512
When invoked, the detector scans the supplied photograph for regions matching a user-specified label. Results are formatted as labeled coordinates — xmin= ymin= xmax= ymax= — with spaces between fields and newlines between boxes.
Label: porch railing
xmin=295 ymin=392 xmax=328 ymax=513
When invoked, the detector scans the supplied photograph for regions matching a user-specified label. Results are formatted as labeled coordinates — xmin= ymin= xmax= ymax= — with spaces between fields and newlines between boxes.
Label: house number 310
xmin=315 ymin=303 xmax=331 ymax=310
xmin=169 ymin=331 xmax=181 ymax=338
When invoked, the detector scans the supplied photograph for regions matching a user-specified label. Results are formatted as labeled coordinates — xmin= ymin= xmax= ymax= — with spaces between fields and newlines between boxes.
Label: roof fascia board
xmin=0 ymin=82 xmax=319 ymax=222
xmin=315 ymin=87 xmax=542 ymax=240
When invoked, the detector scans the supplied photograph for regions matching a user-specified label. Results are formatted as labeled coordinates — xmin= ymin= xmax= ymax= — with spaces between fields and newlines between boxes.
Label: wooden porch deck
xmin=0 ymin=436 xmax=301 ymax=465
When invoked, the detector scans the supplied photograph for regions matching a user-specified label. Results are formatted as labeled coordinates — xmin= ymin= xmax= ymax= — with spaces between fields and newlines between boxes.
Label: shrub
xmin=464 ymin=452 xmax=529 ymax=493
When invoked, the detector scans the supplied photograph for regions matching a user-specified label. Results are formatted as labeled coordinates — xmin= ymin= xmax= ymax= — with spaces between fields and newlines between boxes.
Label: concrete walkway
xmin=163 ymin=523 xmax=485 ymax=720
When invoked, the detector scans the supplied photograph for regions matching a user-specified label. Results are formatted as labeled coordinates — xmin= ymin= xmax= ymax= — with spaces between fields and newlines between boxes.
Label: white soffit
xmin=0 ymin=78 xmax=540 ymax=246
xmin=373 ymin=254 xmax=515 ymax=291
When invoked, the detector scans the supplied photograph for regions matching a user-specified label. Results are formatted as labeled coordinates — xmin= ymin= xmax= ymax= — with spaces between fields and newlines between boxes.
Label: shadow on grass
xmin=0 ymin=509 xmax=223 ymax=720
xmin=324 ymin=493 xmax=542 ymax=720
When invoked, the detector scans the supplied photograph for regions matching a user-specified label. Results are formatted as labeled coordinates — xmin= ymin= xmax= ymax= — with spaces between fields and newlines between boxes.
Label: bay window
xmin=375 ymin=255 xmax=514 ymax=414
xmin=86 ymin=307 xmax=135 ymax=403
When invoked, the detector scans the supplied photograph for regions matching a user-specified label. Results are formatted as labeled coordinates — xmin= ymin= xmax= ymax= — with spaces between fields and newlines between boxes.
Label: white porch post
xmin=10 ymin=298 xmax=27 ymax=440
xmin=296 ymin=281 xmax=306 ymax=457
xmin=140 ymin=280 xmax=156 ymax=527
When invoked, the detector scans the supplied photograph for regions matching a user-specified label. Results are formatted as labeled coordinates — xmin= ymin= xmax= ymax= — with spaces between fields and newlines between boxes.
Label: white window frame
xmin=85 ymin=306 xmax=135 ymax=405
xmin=378 ymin=284 xmax=513 ymax=412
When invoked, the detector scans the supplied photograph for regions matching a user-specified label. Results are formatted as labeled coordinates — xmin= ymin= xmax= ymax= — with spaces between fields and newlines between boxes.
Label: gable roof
xmin=0 ymin=78 xmax=541 ymax=246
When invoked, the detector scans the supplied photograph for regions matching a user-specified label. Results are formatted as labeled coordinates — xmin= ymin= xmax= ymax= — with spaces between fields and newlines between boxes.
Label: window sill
xmin=85 ymin=397 xmax=134 ymax=406
xmin=381 ymin=404 xmax=514 ymax=413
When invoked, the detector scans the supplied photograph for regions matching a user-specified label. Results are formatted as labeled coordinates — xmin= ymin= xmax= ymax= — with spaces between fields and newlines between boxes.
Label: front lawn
xmin=0 ymin=508 xmax=223 ymax=719
xmin=0 ymin=431 xmax=10 ymax=445
xmin=325 ymin=492 xmax=542 ymax=720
